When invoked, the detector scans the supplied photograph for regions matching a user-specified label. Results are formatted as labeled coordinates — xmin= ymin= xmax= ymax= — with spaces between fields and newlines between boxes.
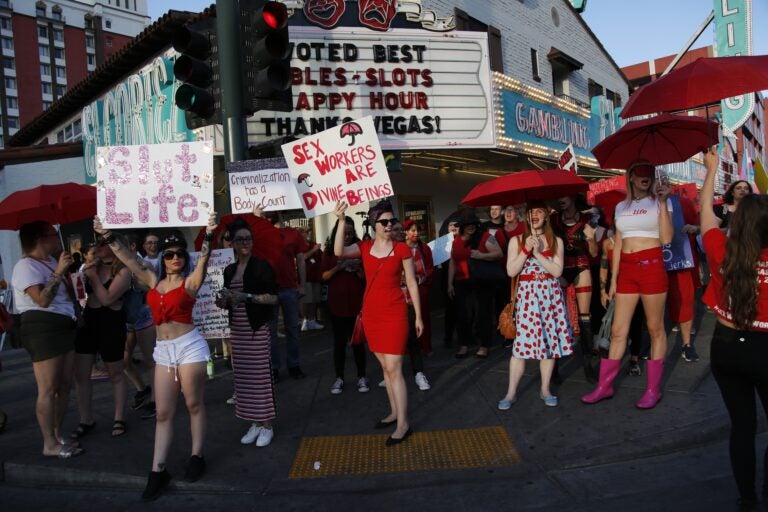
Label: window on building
xmin=52 ymin=6 xmax=62 ymax=21
xmin=73 ymin=119 xmax=82 ymax=137
xmin=105 ymin=19 xmax=112 ymax=29
xmin=55 ymin=66 xmax=65 ymax=78
xmin=531 ymin=49 xmax=540 ymax=82
xmin=54 ymin=47 xmax=63 ymax=59
xmin=36 ymin=2 xmax=46 ymax=18
xmin=7 ymin=116 xmax=18 ymax=129
xmin=0 ymin=17 xmax=11 ymax=30
xmin=84 ymin=15 xmax=92 ymax=29
xmin=547 ymin=47 xmax=583 ymax=101
xmin=42 ymin=82 xmax=52 ymax=94
xmin=38 ymin=25 xmax=48 ymax=38
xmin=2 ymin=56 xmax=12 ymax=69
xmin=52 ymin=29 xmax=63 ymax=41
xmin=116 ymin=0 xmax=120 ymax=6
xmin=85 ymin=35 xmax=94 ymax=48
xmin=605 ymin=89 xmax=622 ymax=108
xmin=65 ymin=124 xmax=73 ymax=139
xmin=39 ymin=44 xmax=49 ymax=57
xmin=6 ymin=96 xmax=17 ymax=109
xmin=87 ymin=53 xmax=95 ymax=66
xmin=454 ymin=8 xmax=504 ymax=73
xmin=4 ymin=76 xmax=15 ymax=89
xmin=55 ymin=84 xmax=65 ymax=96
xmin=0 ymin=0 xmax=9 ymax=9
xmin=57 ymin=130 xmax=64 ymax=143
xmin=1 ymin=36 xmax=11 ymax=50
xmin=106 ymin=36 xmax=113 ymax=47
xmin=588 ymin=79 xmax=603 ymax=99
xmin=42 ymin=100 xmax=52 ymax=110
xmin=40 ymin=63 xmax=51 ymax=75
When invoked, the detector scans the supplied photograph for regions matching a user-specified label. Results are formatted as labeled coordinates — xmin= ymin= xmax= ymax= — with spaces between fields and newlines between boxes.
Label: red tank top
xmin=146 ymin=280 xmax=195 ymax=325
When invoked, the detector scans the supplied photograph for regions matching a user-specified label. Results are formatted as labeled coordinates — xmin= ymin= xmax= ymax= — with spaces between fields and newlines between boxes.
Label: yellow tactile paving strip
xmin=288 ymin=426 xmax=521 ymax=479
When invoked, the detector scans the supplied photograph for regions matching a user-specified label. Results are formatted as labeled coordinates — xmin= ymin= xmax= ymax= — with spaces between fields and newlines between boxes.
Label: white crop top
xmin=614 ymin=196 xmax=672 ymax=239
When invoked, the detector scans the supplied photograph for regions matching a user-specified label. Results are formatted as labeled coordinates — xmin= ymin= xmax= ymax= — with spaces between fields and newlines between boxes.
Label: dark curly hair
xmin=367 ymin=199 xmax=393 ymax=224
xmin=723 ymin=180 xmax=754 ymax=205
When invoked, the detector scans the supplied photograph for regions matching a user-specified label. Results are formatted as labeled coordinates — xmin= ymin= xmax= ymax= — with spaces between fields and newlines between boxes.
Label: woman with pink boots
xmin=582 ymin=160 xmax=672 ymax=409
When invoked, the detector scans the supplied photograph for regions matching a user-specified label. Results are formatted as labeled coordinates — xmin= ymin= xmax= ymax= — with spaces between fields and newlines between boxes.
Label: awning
xmin=547 ymin=47 xmax=584 ymax=70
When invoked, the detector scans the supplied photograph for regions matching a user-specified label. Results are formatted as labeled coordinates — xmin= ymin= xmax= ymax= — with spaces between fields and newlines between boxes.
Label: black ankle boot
xmin=183 ymin=455 xmax=206 ymax=482
xmin=141 ymin=469 xmax=171 ymax=502
xmin=578 ymin=319 xmax=597 ymax=383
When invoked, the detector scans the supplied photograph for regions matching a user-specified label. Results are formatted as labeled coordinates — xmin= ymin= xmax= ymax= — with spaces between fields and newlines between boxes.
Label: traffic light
xmin=172 ymin=18 xmax=221 ymax=129
xmin=240 ymin=0 xmax=293 ymax=113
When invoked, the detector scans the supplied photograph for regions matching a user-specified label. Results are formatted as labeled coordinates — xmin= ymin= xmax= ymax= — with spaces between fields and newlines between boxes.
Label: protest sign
xmin=227 ymin=161 xmax=302 ymax=213
xmin=662 ymin=195 xmax=694 ymax=272
xmin=281 ymin=116 xmax=393 ymax=218
xmin=96 ymin=141 xmax=214 ymax=229
xmin=190 ymin=248 xmax=234 ymax=339
xmin=558 ymin=144 xmax=578 ymax=174
xmin=427 ymin=233 xmax=454 ymax=266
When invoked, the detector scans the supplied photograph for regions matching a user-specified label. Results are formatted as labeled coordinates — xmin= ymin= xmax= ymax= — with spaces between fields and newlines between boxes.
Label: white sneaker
xmin=308 ymin=319 xmax=324 ymax=330
xmin=226 ymin=394 xmax=236 ymax=405
xmin=357 ymin=377 xmax=370 ymax=393
xmin=301 ymin=319 xmax=310 ymax=332
xmin=256 ymin=427 xmax=274 ymax=447
xmin=277 ymin=331 xmax=286 ymax=338
xmin=378 ymin=379 xmax=386 ymax=388
xmin=330 ymin=377 xmax=344 ymax=395
xmin=415 ymin=372 xmax=431 ymax=391
xmin=241 ymin=423 xmax=261 ymax=445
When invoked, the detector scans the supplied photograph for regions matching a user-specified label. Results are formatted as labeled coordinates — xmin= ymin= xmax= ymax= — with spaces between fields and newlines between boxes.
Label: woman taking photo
xmin=700 ymin=147 xmax=768 ymax=511
xmin=322 ymin=216 xmax=368 ymax=395
xmin=11 ymin=221 xmax=80 ymax=458
xmin=582 ymin=160 xmax=672 ymax=409
xmin=498 ymin=202 xmax=572 ymax=409
xmin=93 ymin=213 xmax=217 ymax=501
xmin=71 ymin=234 xmax=131 ymax=440
xmin=332 ymin=200 xmax=423 ymax=446
xmin=217 ymin=219 xmax=278 ymax=447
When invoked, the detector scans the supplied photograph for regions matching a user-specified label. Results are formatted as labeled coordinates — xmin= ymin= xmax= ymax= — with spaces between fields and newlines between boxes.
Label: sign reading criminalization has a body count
xmin=227 ymin=163 xmax=303 ymax=213
xmin=96 ymin=141 xmax=214 ymax=229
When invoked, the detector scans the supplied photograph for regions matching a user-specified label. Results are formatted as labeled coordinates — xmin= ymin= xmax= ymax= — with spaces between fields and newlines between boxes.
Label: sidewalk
xmin=0 ymin=308 xmax=738 ymax=507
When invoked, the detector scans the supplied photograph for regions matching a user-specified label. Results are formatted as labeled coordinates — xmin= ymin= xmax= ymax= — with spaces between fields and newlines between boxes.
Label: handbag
xmin=349 ymin=247 xmax=393 ymax=346
xmin=468 ymin=258 xmax=506 ymax=282
xmin=497 ymin=274 xmax=520 ymax=339
xmin=594 ymin=299 xmax=615 ymax=351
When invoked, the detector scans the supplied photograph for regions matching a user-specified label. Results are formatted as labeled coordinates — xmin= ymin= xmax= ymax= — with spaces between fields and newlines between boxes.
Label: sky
xmin=148 ymin=0 xmax=768 ymax=67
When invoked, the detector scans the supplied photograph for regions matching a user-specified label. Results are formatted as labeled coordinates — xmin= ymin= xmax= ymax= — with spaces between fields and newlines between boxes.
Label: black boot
xmin=141 ymin=469 xmax=171 ymax=502
xmin=579 ymin=319 xmax=597 ymax=383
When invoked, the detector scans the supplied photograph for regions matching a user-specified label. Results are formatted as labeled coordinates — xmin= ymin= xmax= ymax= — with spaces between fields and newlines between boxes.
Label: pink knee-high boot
xmin=581 ymin=358 xmax=621 ymax=404
xmin=636 ymin=359 xmax=664 ymax=409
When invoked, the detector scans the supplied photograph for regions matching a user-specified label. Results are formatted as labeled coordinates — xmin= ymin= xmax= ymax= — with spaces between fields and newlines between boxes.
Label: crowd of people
xmin=7 ymin=150 xmax=768 ymax=508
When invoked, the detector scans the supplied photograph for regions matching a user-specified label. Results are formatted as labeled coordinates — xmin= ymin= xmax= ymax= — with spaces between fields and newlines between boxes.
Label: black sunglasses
xmin=163 ymin=250 xmax=188 ymax=260
xmin=376 ymin=218 xmax=399 ymax=227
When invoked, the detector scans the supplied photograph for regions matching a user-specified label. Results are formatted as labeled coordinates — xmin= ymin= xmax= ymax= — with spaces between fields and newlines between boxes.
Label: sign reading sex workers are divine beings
xmin=96 ymin=141 xmax=214 ymax=229
xmin=281 ymin=116 xmax=393 ymax=218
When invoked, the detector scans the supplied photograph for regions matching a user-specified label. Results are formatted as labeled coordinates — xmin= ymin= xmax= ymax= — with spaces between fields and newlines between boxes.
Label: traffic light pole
xmin=216 ymin=0 xmax=248 ymax=163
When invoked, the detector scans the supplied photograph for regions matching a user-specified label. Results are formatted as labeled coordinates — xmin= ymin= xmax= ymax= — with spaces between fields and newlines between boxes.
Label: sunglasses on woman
xmin=376 ymin=218 xmax=399 ymax=227
xmin=163 ymin=250 xmax=188 ymax=260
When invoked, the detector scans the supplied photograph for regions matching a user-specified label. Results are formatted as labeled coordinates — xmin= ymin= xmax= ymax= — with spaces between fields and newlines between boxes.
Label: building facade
xmin=0 ymin=0 xmax=148 ymax=148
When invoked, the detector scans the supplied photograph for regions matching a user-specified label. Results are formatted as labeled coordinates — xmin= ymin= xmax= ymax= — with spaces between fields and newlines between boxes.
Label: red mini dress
xmin=359 ymin=239 xmax=412 ymax=355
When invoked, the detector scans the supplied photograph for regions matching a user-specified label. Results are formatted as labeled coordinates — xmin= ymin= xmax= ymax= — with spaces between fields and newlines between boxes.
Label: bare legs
xmin=124 ymin=326 xmax=156 ymax=401
xmin=73 ymin=353 xmax=126 ymax=432
xmin=375 ymin=352 xmax=409 ymax=438
xmin=608 ymin=292 xmax=668 ymax=360
xmin=502 ymin=357 xmax=557 ymax=401
xmin=32 ymin=351 xmax=74 ymax=455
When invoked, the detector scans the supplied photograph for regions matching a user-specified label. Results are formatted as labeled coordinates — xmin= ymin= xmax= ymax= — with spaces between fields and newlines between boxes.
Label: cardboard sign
xmin=227 ymin=163 xmax=302 ymax=213
xmin=96 ymin=141 xmax=214 ymax=229
xmin=587 ymin=175 xmax=626 ymax=203
xmin=189 ymin=248 xmax=235 ymax=339
xmin=281 ymin=116 xmax=393 ymax=218
xmin=427 ymin=233 xmax=454 ymax=266
xmin=558 ymin=144 xmax=578 ymax=174
xmin=662 ymin=195 xmax=694 ymax=272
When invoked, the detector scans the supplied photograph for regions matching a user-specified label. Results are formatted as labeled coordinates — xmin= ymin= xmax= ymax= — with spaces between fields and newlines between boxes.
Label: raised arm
xmin=332 ymin=201 xmax=361 ymax=259
xmin=85 ymin=266 xmax=131 ymax=306
xmin=657 ymin=185 xmax=674 ymax=245
xmin=94 ymin=217 xmax=157 ymax=289
xmin=700 ymin=146 xmax=720 ymax=234
xmin=185 ymin=212 xmax=218 ymax=294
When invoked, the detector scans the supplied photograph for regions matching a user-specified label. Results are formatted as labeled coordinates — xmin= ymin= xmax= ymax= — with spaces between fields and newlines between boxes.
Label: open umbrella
xmin=621 ymin=55 xmax=768 ymax=119
xmin=0 ymin=182 xmax=96 ymax=230
xmin=591 ymin=114 xmax=718 ymax=170
xmin=461 ymin=170 xmax=588 ymax=207
xmin=193 ymin=213 xmax=282 ymax=271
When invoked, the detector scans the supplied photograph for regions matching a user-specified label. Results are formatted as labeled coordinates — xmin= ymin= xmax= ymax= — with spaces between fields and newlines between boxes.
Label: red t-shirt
xmin=321 ymin=254 xmax=364 ymax=317
xmin=702 ymin=228 xmax=768 ymax=331
xmin=275 ymin=227 xmax=310 ymax=289
xmin=451 ymin=232 xmax=492 ymax=281
xmin=304 ymin=243 xmax=324 ymax=283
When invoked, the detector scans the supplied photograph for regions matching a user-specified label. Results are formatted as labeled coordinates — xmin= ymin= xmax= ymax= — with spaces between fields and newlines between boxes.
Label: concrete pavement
xmin=0 ymin=307 xmax=753 ymax=510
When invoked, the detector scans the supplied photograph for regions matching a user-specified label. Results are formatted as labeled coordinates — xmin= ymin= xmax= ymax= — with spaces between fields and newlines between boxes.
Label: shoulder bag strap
xmin=361 ymin=247 xmax=394 ymax=303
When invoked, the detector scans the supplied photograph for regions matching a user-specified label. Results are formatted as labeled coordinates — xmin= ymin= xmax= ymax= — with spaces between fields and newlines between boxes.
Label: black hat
xmin=159 ymin=233 xmax=187 ymax=252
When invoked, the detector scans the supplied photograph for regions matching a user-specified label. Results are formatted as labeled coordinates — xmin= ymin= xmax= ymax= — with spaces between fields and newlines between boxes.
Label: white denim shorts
xmin=153 ymin=328 xmax=210 ymax=380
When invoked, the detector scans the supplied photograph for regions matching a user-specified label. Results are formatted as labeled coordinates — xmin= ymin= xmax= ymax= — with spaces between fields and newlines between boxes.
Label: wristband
xmin=203 ymin=232 xmax=215 ymax=242
xmin=521 ymin=246 xmax=531 ymax=256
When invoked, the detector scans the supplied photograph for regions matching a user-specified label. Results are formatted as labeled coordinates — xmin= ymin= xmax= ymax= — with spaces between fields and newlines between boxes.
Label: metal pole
xmin=216 ymin=0 xmax=247 ymax=163
xmin=661 ymin=10 xmax=714 ymax=76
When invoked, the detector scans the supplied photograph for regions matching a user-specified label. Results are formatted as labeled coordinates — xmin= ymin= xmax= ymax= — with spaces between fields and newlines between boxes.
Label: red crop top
xmin=146 ymin=280 xmax=195 ymax=325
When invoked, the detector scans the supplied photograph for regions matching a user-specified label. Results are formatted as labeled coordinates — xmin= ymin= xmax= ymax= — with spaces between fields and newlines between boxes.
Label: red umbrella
xmin=591 ymin=114 xmax=718 ymax=170
xmin=621 ymin=55 xmax=768 ymax=119
xmin=592 ymin=189 xmax=626 ymax=228
xmin=0 ymin=182 xmax=96 ymax=230
xmin=461 ymin=170 xmax=588 ymax=207
xmin=194 ymin=214 xmax=283 ymax=271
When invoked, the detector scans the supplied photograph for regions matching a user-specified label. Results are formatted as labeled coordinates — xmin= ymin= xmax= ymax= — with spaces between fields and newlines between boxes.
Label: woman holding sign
xmin=333 ymin=199 xmax=423 ymax=446
xmin=93 ymin=213 xmax=217 ymax=502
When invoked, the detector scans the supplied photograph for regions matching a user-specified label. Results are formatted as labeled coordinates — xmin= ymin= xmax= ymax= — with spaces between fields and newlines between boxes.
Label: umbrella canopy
xmin=193 ymin=213 xmax=282 ymax=271
xmin=461 ymin=170 xmax=588 ymax=207
xmin=591 ymin=114 xmax=718 ymax=170
xmin=0 ymin=182 xmax=96 ymax=230
xmin=592 ymin=189 xmax=627 ymax=228
xmin=621 ymin=55 xmax=768 ymax=119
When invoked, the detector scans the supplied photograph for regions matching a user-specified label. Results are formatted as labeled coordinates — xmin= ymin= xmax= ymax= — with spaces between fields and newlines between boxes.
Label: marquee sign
xmin=247 ymin=27 xmax=495 ymax=150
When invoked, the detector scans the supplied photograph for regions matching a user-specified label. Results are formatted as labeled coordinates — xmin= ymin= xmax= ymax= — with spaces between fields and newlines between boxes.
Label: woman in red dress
xmin=333 ymin=200 xmax=423 ymax=446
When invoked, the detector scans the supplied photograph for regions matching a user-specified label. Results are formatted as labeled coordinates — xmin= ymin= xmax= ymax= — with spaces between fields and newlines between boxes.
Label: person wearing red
xmin=263 ymin=211 xmax=309 ymax=380
xmin=333 ymin=199 xmax=423 ymax=446
xmin=402 ymin=219 xmax=434 ymax=355
xmin=700 ymin=147 xmax=768 ymax=511
xmin=582 ymin=160 xmax=673 ymax=409
xmin=300 ymin=226 xmax=324 ymax=332
xmin=499 ymin=206 xmax=525 ymax=348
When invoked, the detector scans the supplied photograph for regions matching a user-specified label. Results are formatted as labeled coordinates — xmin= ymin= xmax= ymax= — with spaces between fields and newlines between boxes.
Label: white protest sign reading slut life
xmin=427 ymin=232 xmax=454 ymax=266
xmin=96 ymin=141 xmax=214 ymax=229
xmin=227 ymin=164 xmax=303 ymax=213
xmin=190 ymin=248 xmax=234 ymax=340
xmin=281 ymin=116 xmax=393 ymax=218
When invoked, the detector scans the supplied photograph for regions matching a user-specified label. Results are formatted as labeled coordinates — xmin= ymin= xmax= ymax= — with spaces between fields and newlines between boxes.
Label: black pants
xmin=406 ymin=305 xmax=424 ymax=375
xmin=439 ymin=267 xmax=456 ymax=345
xmin=454 ymin=279 xmax=477 ymax=347
xmin=711 ymin=322 xmax=768 ymax=501
xmin=473 ymin=281 xmax=495 ymax=348
xmin=330 ymin=314 xmax=366 ymax=380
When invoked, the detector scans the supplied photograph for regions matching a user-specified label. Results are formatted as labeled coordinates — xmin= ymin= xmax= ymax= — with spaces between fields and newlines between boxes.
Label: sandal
xmin=45 ymin=443 xmax=85 ymax=459
xmin=70 ymin=422 xmax=96 ymax=439
xmin=111 ymin=420 xmax=126 ymax=437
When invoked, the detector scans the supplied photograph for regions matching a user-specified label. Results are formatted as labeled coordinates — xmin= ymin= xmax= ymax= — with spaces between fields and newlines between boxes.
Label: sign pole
xmin=216 ymin=0 xmax=248 ymax=163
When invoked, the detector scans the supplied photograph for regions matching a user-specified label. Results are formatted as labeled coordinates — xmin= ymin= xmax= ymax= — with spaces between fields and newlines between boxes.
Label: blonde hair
xmin=625 ymin=160 xmax=657 ymax=205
